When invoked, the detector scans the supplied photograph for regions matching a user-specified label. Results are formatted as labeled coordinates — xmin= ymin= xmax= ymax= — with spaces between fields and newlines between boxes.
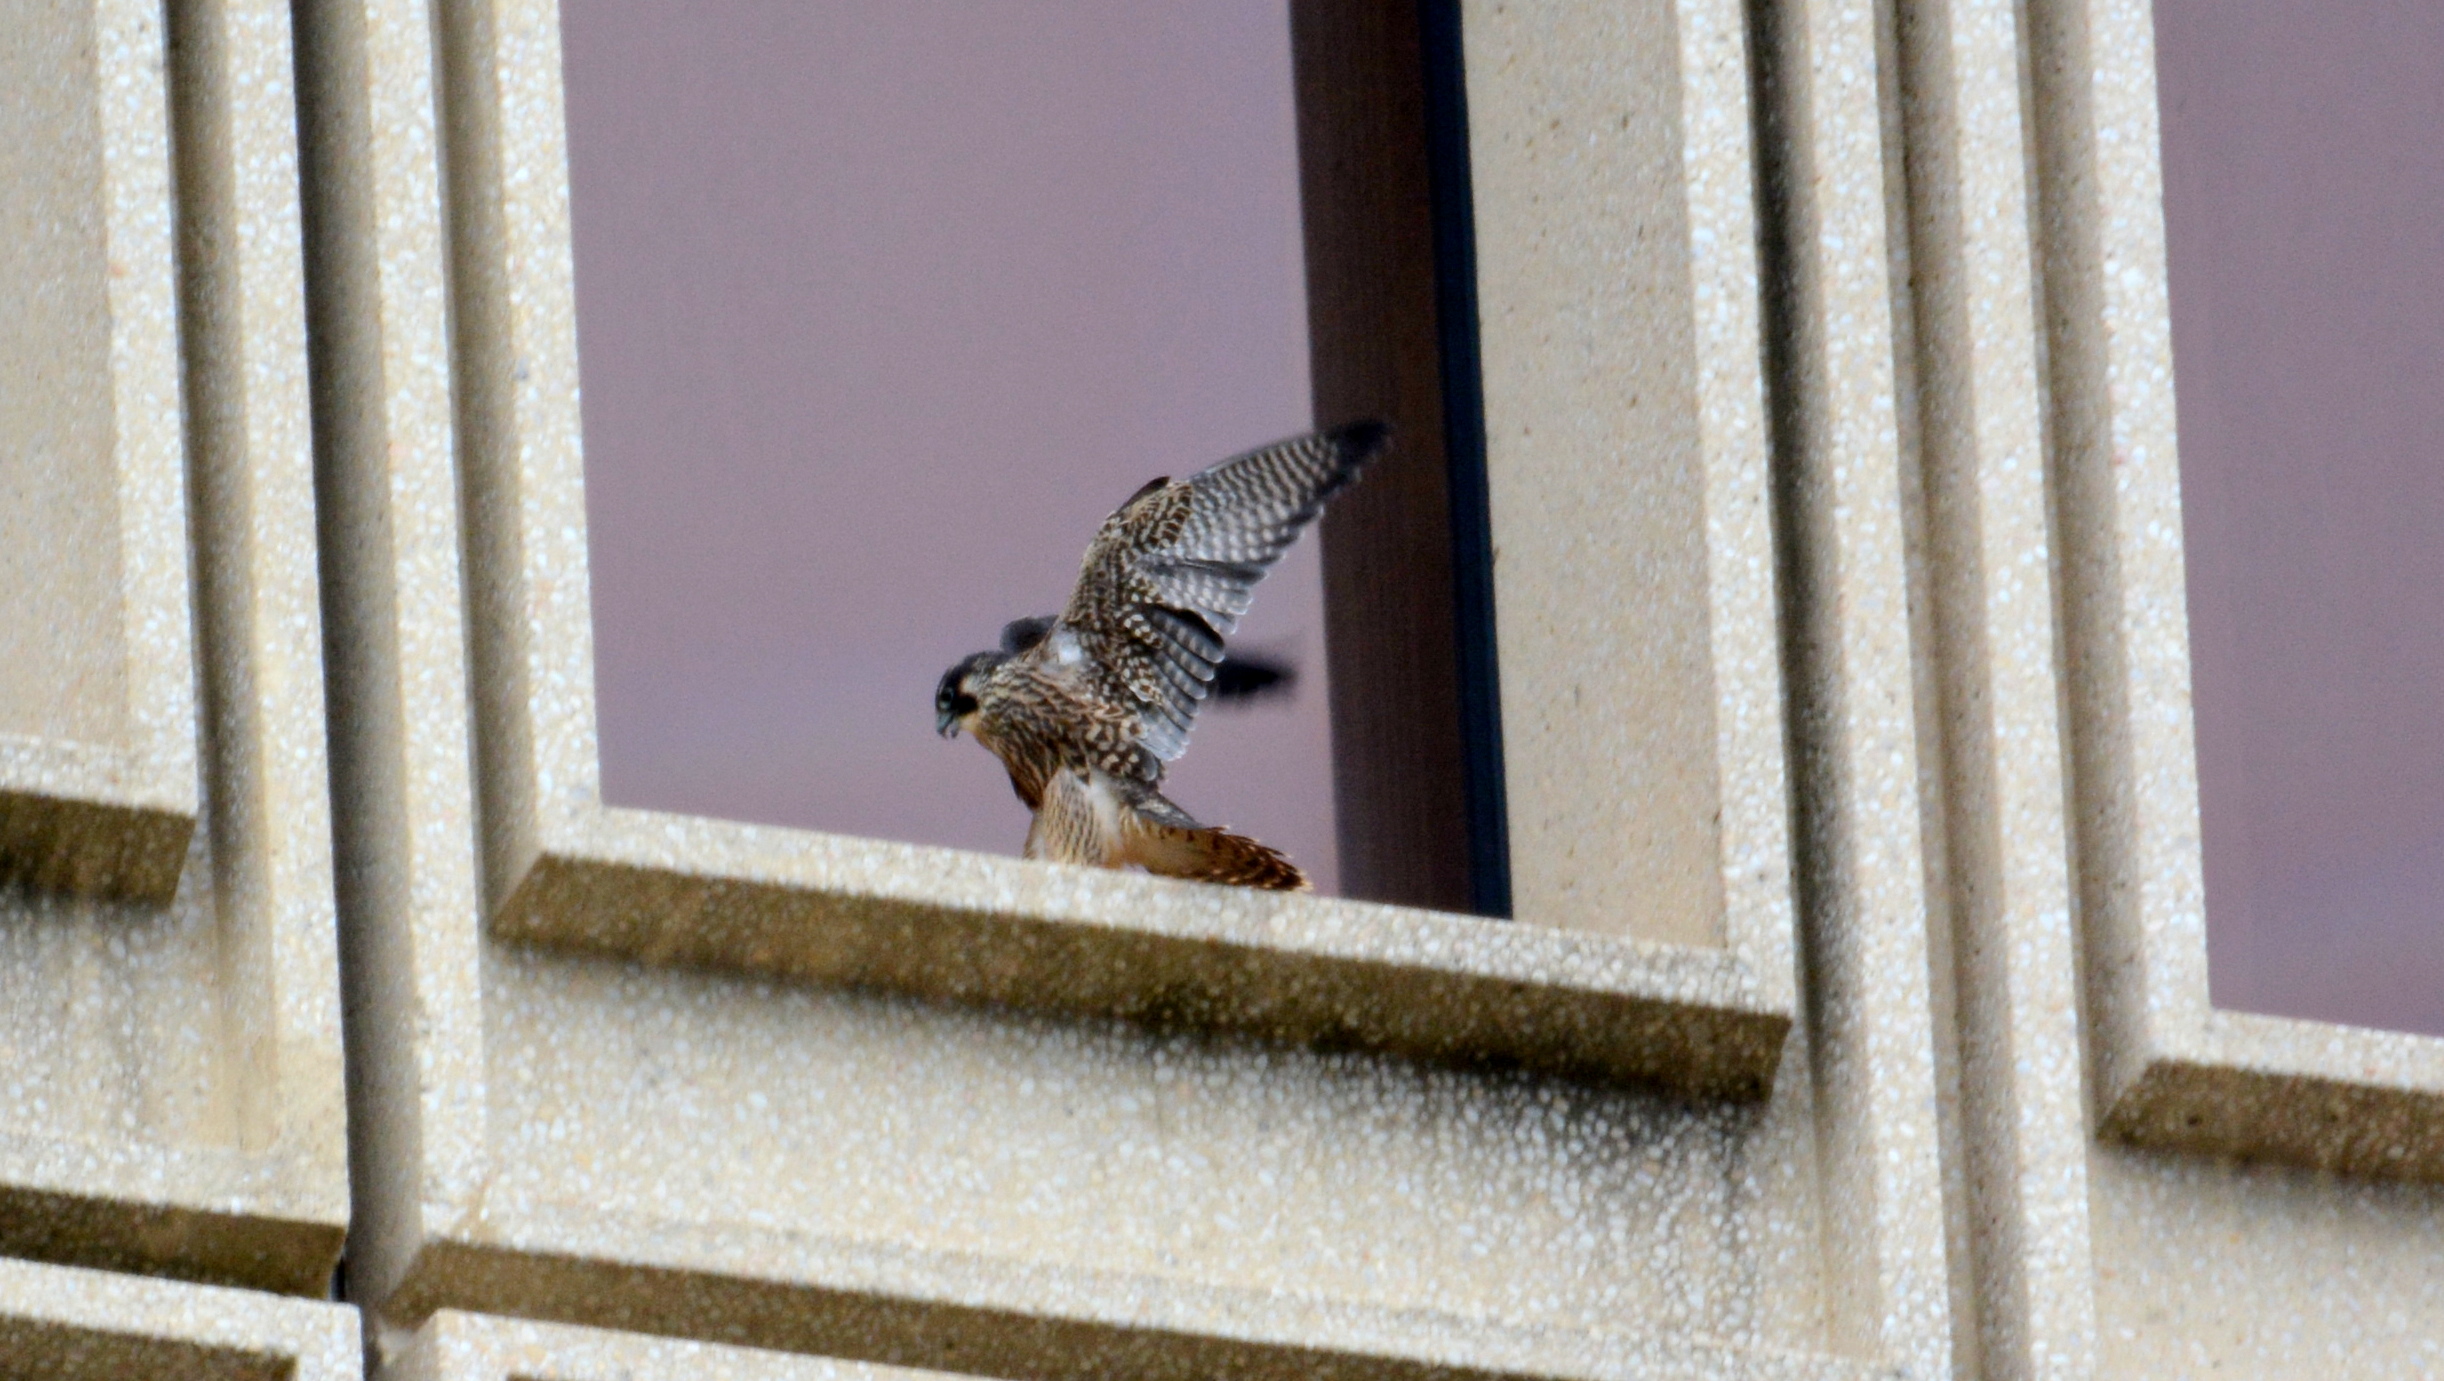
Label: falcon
xmin=934 ymin=421 xmax=1387 ymax=890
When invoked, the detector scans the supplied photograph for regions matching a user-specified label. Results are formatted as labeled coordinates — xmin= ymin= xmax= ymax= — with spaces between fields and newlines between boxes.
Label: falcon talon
xmin=934 ymin=421 xmax=1388 ymax=891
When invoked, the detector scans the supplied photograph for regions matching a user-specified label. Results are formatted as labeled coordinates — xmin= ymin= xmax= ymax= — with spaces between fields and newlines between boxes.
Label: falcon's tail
xmin=1120 ymin=789 xmax=1308 ymax=892
xmin=1026 ymin=769 xmax=1308 ymax=892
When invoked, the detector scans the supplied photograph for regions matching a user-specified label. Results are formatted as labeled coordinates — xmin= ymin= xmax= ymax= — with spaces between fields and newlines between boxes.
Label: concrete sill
xmin=490 ymin=804 xmax=1791 ymax=1099
xmin=0 ymin=738 xmax=195 ymax=903
xmin=2098 ymin=1008 xmax=2444 ymax=1181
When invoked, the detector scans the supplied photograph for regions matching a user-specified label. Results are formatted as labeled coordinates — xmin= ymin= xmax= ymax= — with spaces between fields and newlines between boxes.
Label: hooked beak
xmin=936 ymin=708 xmax=961 ymax=739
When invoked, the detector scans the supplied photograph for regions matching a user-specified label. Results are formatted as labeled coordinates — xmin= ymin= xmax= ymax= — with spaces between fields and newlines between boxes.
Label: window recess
xmin=2034 ymin=0 xmax=2444 ymax=1177
xmin=438 ymin=0 xmax=1797 ymax=1097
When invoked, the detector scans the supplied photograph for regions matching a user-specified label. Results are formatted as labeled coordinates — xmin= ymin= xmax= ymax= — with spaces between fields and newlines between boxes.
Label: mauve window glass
xmin=562 ymin=2 xmax=1342 ymax=890
xmin=2158 ymin=2 xmax=2444 ymax=1034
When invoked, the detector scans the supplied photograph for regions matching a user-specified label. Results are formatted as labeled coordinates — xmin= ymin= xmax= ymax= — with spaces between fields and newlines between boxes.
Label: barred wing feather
xmin=1059 ymin=421 xmax=1386 ymax=767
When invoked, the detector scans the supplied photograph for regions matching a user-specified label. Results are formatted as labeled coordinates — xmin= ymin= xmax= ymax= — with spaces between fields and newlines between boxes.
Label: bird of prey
xmin=934 ymin=421 xmax=1387 ymax=890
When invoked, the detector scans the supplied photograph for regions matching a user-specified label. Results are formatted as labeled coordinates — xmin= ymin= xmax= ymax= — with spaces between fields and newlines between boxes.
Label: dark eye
xmin=936 ymin=669 xmax=980 ymax=717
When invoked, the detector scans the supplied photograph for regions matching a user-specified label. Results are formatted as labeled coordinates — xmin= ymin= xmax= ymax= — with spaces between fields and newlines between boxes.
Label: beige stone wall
xmin=0 ymin=0 xmax=2437 ymax=1376
xmin=0 ymin=0 xmax=197 ymax=900
xmin=0 ymin=0 xmax=348 ymax=1304
xmin=0 ymin=1257 xmax=356 ymax=1379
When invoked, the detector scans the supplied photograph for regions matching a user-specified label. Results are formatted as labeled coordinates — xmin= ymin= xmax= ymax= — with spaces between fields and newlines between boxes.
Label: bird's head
xmin=934 ymin=650 xmax=1002 ymax=738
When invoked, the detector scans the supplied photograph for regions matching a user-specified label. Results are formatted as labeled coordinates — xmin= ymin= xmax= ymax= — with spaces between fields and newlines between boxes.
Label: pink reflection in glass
xmin=2158 ymin=2 xmax=2444 ymax=1034
xmin=562 ymin=3 xmax=1340 ymax=889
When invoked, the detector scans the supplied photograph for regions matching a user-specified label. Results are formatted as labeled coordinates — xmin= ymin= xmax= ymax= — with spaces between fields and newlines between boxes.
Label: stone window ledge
xmin=493 ymin=805 xmax=1790 ymax=1097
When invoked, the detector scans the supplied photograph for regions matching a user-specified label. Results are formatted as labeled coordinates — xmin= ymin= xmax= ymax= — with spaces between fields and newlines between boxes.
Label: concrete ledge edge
xmin=487 ymin=805 xmax=1790 ymax=1099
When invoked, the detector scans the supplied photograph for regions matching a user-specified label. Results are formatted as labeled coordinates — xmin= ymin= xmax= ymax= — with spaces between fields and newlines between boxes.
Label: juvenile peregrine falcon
xmin=934 ymin=421 xmax=1387 ymax=890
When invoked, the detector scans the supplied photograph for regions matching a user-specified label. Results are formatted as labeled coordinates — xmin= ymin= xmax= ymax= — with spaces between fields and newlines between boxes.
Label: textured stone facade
xmin=0 ymin=0 xmax=348 ymax=1302
xmin=0 ymin=0 xmax=2436 ymax=1376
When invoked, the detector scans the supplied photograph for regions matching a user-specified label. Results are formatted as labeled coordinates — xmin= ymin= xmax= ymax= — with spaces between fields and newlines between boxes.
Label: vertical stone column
xmin=1888 ymin=0 xmax=2103 ymax=1375
xmin=0 ymin=0 xmax=198 ymax=899
xmin=1751 ymin=0 xmax=1961 ymax=1370
xmin=0 ymin=0 xmax=349 ymax=1295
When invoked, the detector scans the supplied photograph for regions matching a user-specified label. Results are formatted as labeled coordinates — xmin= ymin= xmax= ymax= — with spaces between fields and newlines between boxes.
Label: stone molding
xmin=0 ymin=1255 xmax=359 ymax=1378
xmin=386 ymin=1311 xmax=948 ymax=1381
xmin=0 ymin=0 xmax=200 ymax=902
xmin=1885 ymin=0 xmax=2106 ymax=1372
xmin=1748 ymin=0 xmax=1962 ymax=1370
xmin=0 ymin=0 xmax=350 ymax=1295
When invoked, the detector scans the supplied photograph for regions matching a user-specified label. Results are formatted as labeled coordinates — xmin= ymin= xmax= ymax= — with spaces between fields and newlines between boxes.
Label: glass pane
xmin=2158 ymin=3 xmax=2444 ymax=1034
xmin=564 ymin=3 xmax=1342 ymax=889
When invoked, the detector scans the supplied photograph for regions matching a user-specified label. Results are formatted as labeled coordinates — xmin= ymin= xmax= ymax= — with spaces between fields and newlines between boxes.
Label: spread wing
xmin=1058 ymin=421 xmax=1387 ymax=766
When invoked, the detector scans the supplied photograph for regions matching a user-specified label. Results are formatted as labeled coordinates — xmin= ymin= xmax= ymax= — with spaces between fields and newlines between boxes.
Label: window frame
xmin=0 ymin=0 xmax=199 ymax=902
xmin=312 ymin=0 xmax=1994 ymax=1368
xmin=438 ymin=0 xmax=1799 ymax=1099
xmin=0 ymin=0 xmax=350 ymax=1296
xmin=2030 ymin=0 xmax=2444 ymax=1179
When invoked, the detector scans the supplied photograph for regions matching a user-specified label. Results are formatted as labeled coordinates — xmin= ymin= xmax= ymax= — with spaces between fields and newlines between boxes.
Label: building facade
xmin=0 ymin=0 xmax=2438 ymax=1377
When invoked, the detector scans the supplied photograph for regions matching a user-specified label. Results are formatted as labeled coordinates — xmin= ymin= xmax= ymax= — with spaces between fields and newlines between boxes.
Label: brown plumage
xmin=935 ymin=422 xmax=1387 ymax=890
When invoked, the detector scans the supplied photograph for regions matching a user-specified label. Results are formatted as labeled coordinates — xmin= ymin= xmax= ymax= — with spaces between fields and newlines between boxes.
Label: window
xmin=287 ymin=0 xmax=2071 ymax=1370
xmin=564 ymin=3 xmax=1352 ymax=892
xmin=2155 ymin=3 xmax=2444 ymax=1040
xmin=2032 ymin=0 xmax=2444 ymax=1176
xmin=424 ymin=0 xmax=1798 ymax=1098
xmin=0 ymin=0 xmax=196 ymax=899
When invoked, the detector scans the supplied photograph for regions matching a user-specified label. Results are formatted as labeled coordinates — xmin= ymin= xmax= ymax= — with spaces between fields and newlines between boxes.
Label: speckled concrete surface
xmin=1891 ymin=0 xmax=2104 ymax=1375
xmin=453 ymin=947 xmax=1829 ymax=1355
xmin=223 ymin=0 xmax=2444 ymax=1375
xmin=2088 ymin=1144 xmax=2444 ymax=1377
xmin=0 ymin=0 xmax=199 ymax=901
xmin=1749 ymin=0 xmax=1961 ymax=1372
xmin=1464 ymin=0 xmax=1791 ymax=963
xmin=0 ymin=0 xmax=347 ymax=1293
xmin=385 ymin=1304 xmax=1882 ymax=1381
xmin=387 ymin=1310 xmax=953 ymax=1380
xmin=19 ymin=0 xmax=2444 ymax=1376
xmin=0 ymin=1253 xmax=358 ymax=1377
